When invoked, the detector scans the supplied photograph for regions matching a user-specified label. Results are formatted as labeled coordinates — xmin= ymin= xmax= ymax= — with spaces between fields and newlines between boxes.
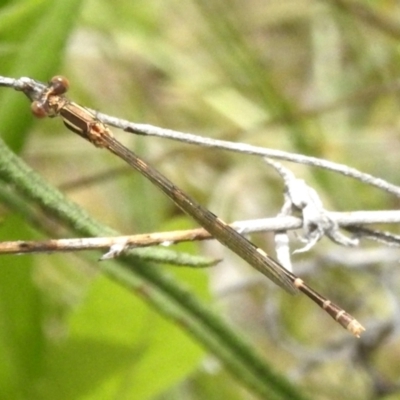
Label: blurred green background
xmin=1 ymin=0 xmax=400 ymax=399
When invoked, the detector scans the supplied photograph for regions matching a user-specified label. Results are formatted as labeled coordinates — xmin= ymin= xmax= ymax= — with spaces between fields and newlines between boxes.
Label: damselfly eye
xmin=49 ymin=75 xmax=69 ymax=95
xmin=31 ymin=101 xmax=47 ymax=118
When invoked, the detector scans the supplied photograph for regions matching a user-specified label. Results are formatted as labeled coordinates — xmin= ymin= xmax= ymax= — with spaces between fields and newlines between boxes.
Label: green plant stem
xmin=0 ymin=136 xmax=309 ymax=400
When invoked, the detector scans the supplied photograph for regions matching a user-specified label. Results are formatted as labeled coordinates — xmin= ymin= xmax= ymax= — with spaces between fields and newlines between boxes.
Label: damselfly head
xmin=31 ymin=101 xmax=48 ymax=118
xmin=49 ymin=76 xmax=69 ymax=95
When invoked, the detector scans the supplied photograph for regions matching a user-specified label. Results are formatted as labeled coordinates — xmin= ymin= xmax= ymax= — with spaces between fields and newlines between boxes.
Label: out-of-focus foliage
xmin=1 ymin=0 xmax=400 ymax=399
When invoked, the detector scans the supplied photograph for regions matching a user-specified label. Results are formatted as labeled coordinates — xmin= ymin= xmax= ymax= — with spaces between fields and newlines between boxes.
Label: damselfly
xmin=27 ymin=76 xmax=364 ymax=337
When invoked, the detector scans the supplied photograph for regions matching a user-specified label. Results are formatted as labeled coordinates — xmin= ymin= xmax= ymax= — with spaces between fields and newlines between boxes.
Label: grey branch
xmin=1 ymin=75 xmax=399 ymax=260
xmin=2 ymin=75 xmax=400 ymax=197
xmin=95 ymin=112 xmax=400 ymax=198
xmin=1 ymin=210 xmax=400 ymax=257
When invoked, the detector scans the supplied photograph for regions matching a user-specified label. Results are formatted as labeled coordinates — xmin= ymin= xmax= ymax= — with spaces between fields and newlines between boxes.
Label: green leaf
xmin=0 ymin=0 xmax=83 ymax=151
xmin=39 ymin=276 xmax=205 ymax=400
xmin=0 ymin=214 xmax=44 ymax=400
